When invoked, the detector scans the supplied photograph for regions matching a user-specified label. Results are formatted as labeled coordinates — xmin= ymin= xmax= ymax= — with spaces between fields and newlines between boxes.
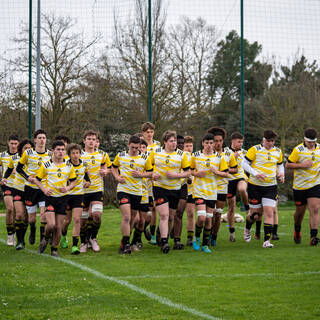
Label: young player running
xmin=191 ymin=133 xmax=229 ymax=253
xmin=242 ymin=130 xmax=284 ymax=248
xmin=149 ymin=131 xmax=191 ymax=253
xmin=112 ymin=135 xmax=153 ymax=254
xmin=226 ymin=132 xmax=250 ymax=242
xmin=80 ymin=130 xmax=111 ymax=252
xmin=16 ymin=129 xmax=51 ymax=245
xmin=32 ymin=140 xmax=77 ymax=256
xmin=60 ymin=144 xmax=91 ymax=254
xmin=0 ymin=135 xmax=19 ymax=245
xmin=286 ymin=128 xmax=320 ymax=245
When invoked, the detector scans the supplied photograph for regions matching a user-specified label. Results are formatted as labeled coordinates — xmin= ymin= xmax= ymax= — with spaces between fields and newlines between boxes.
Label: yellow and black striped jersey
xmin=19 ymin=149 xmax=52 ymax=189
xmin=113 ymin=151 xmax=153 ymax=196
xmin=142 ymin=151 xmax=153 ymax=203
xmin=225 ymin=147 xmax=247 ymax=181
xmin=67 ymin=159 xmax=89 ymax=195
xmin=1 ymin=152 xmax=19 ymax=189
xmin=288 ymin=143 xmax=320 ymax=190
xmin=216 ymin=150 xmax=237 ymax=194
xmin=184 ymin=152 xmax=193 ymax=195
xmin=36 ymin=160 xmax=76 ymax=197
xmin=81 ymin=150 xmax=111 ymax=194
xmin=191 ymin=151 xmax=228 ymax=200
xmin=149 ymin=148 xmax=190 ymax=190
xmin=245 ymin=144 xmax=283 ymax=186
xmin=147 ymin=140 xmax=161 ymax=153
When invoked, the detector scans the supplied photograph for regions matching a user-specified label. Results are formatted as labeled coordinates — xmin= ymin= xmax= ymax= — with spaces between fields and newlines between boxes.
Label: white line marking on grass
xmin=118 ymin=271 xmax=320 ymax=280
xmin=0 ymin=239 xmax=220 ymax=320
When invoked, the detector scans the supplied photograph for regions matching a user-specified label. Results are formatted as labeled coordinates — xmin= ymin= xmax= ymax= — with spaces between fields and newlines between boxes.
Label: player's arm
xmin=286 ymin=148 xmax=312 ymax=169
xmin=111 ymin=154 xmax=125 ymax=183
xmin=167 ymin=153 xmax=191 ymax=179
xmin=83 ymin=167 xmax=91 ymax=188
xmin=210 ymin=158 xmax=231 ymax=178
xmin=30 ymin=165 xmax=50 ymax=195
xmin=132 ymin=157 xmax=153 ymax=178
xmin=242 ymin=147 xmax=265 ymax=180
xmin=59 ymin=167 xmax=77 ymax=193
xmin=277 ymin=151 xmax=285 ymax=183
xmin=228 ymin=154 xmax=238 ymax=174
xmin=0 ymin=159 xmax=14 ymax=185
xmin=16 ymin=151 xmax=30 ymax=181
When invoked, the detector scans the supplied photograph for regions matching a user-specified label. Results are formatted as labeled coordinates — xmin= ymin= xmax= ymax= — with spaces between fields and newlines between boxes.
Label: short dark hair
xmin=129 ymin=135 xmax=141 ymax=144
xmin=55 ymin=135 xmax=70 ymax=144
xmin=83 ymin=130 xmax=98 ymax=140
xmin=141 ymin=122 xmax=155 ymax=132
xmin=162 ymin=130 xmax=176 ymax=143
xmin=34 ymin=129 xmax=46 ymax=139
xmin=177 ymin=135 xmax=184 ymax=141
xmin=8 ymin=135 xmax=19 ymax=142
xmin=18 ymin=139 xmax=34 ymax=156
xmin=134 ymin=133 xmax=143 ymax=138
xmin=202 ymin=133 xmax=214 ymax=142
xmin=207 ymin=127 xmax=226 ymax=140
xmin=67 ymin=143 xmax=82 ymax=156
xmin=304 ymin=128 xmax=317 ymax=140
xmin=231 ymin=132 xmax=244 ymax=140
xmin=140 ymin=138 xmax=148 ymax=147
xmin=263 ymin=130 xmax=278 ymax=140
xmin=52 ymin=140 xmax=65 ymax=150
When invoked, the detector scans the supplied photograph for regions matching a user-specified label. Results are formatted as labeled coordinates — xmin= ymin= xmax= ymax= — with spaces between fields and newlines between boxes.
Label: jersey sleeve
xmin=149 ymin=150 xmax=155 ymax=165
xmin=68 ymin=166 xmax=77 ymax=181
xmin=219 ymin=157 xmax=228 ymax=172
xmin=181 ymin=153 xmax=190 ymax=170
xmin=288 ymin=148 xmax=299 ymax=163
xmin=112 ymin=153 xmax=120 ymax=167
xmin=36 ymin=164 xmax=47 ymax=180
xmin=105 ymin=153 xmax=112 ymax=168
xmin=245 ymin=146 xmax=256 ymax=162
xmin=278 ymin=150 xmax=284 ymax=164
xmin=229 ymin=153 xmax=238 ymax=168
xmin=19 ymin=150 xmax=28 ymax=165
xmin=190 ymin=155 xmax=196 ymax=170
xmin=8 ymin=158 xmax=14 ymax=169
xmin=144 ymin=156 xmax=153 ymax=171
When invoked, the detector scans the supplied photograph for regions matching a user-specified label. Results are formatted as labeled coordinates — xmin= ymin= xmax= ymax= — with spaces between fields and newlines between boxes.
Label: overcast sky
xmin=1 ymin=0 xmax=320 ymax=66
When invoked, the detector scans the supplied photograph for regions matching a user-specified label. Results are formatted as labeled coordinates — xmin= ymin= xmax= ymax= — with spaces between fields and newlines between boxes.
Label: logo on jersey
xmin=91 ymin=156 xmax=95 ymax=164
xmin=57 ymin=168 xmax=62 ymax=178
xmin=165 ymin=156 xmax=170 ymax=164
xmin=130 ymin=159 xmax=135 ymax=169
xmin=205 ymin=159 xmax=210 ymax=167
xmin=38 ymin=157 xmax=42 ymax=166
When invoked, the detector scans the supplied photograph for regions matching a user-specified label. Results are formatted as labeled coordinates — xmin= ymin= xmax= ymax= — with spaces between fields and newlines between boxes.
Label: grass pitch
xmin=0 ymin=204 xmax=320 ymax=320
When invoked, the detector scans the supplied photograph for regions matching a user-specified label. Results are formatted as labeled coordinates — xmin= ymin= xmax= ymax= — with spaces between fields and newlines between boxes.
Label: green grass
xmin=1 ymin=205 xmax=320 ymax=320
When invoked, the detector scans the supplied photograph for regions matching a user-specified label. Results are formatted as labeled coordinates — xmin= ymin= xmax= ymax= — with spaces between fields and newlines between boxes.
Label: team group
xmin=0 ymin=123 xmax=319 ymax=255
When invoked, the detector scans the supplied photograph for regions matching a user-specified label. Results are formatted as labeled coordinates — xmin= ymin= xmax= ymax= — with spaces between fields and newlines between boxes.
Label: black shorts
xmin=187 ymin=194 xmax=195 ymax=204
xmin=217 ymin=193 xmax=227 ymax=202
xmin=139 ymin=196 xmax=154 ymax=212
xmin=153 ymin=186 xmax=180 ymax=210
xmin=227 ymin=178 xmax=245 ymax=198
xmin=24 ymin=185 xmax=45 ymax=207
xmin=12 ymin=188 xmax=25 ymax=202
xmin=67 ymin=194 xmax=84 ymax=210
xmin=1 ymin=185 xmax=14 ymax=197
xmin=45 ymin=196 xmax=68 ymax=215
xmin=179 ymin=184 xmax=188 ymax=200
xmin=83 ymin=191 xmax=103 ymax=209
xmin=247 ymin=183 xmax=277 ymax=205
xmin=194 ymin=198 xmax=216 ymax=209
xmin=117 ymin=192 xmax=142 ymax=210
xmin=293 ymin=185 xmax=320 ymax=206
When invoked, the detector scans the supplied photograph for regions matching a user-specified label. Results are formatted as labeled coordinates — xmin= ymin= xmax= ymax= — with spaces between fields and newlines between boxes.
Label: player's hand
xmin=152 ymin=172 xmax=160 ymax=181
xmin=209 ymin=166 xmax=218 ymax=175
xmin=0 ymin=179 xmax=7 ymax=185
xmin=58 ymin=187 xmax=68 ymax=193
xmin=84 ymin=181 xmax=91 ymax=188
xmin=301 ymin=160 xmax=312 ymax=168
xmin=256 ymin=173 xmax=266 ymax=181
xmin=131 ymin=170 xmax=142 ymax=178
xmin=117 ymin=175 xmax=125 ymax=184
xmin=45 ymin=188 xmax=53 ymax=196
xmin=28 ymin=175 xmax=35 ymax=183
xmin=197 ymin=170 xmax=207 ymax=178
xmin=166 ymin=171 xmax=178 ymax=179
xmin=99 ymin=169 xmax=108 ymax=177
xmin=277 ymin=174 xmax=285 ymax=183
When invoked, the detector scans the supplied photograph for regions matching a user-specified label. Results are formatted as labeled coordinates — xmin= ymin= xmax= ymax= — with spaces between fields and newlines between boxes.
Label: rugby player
xmin=191 ymin=133 xmax=229 ymax=253
xmin=149 ymin=130 xmax=190 ymax=253
xmin=16 ymin=129 xmax=51 ymax=245
xmin=242 ymin=130 xmax=284 ymax=248
xmin=112 ymin=135 xmax=153 ymax=254
xmin=0 ymin=135 xmax=19 ymax=246
xmin=32 ymin=140 xmax=77 ymax=256
xmin=286 ymin=128 xmax=320 ymax=245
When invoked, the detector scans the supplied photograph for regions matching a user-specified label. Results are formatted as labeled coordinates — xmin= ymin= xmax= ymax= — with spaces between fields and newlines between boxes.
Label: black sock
xmin=121 ymin=236 xmax=130 ymax=247
xmin=160 ymin=237 xmax=168 ymax=246
xmin=255 ymin=221 xmax=262 ymax=235
xmin=40 ymin=222 xmax=47 ymax=241
xmin=80 ymin=227 xmax=87 ymax=244
xmin=22 ymin=222 xmax=28 ymax=241
xmin=195 ymin=224 xmax=203 ymax=238
xmin=295 ymin=224 xmax=301 ymax=233
xmin=150 ymin=225 xmax=156 ymax=236
xmin=51 ymin=246 xmax=57 ymax=252
xmin=229 ymin=227 xmax=235 ymax=234
xmin=91 ymin=221 xmax=101 ymax=239
xmin=202 ymin=228 xmax=211 ymax=246
xmin=245 ymin=204 xmax=250 ymax=211
xmin=273 ymin=224 xmax=278 ymax=235
xmin=15 ymin=220 xmax=23 ymax=243
xmin=264 ymin=223 xmax=272 ymax=241
xmin=131 ymin=228 xmax=142 ymax=245
xmin=87 ymin=217 xmax=93 ymax=239
xmin=310 ymin=229 xmax=318 ymax=238
xmin=30 ymin=222 xmax=36 ymax=233
xmin=6 ymin=223 xmax=14 ymax=236
xmin=62 ymin=229 xmax=68 ymax=237
xmin=174 ymin=237 xmax=181 ymax=243
xmin=72 ymin=236 xmax=79 ymax=247
xmin=245 ymin=219 xmax=253 ymax=230
xmin=144 ymin=221 xmax=150 ymax=231
xmin=187 ymin=230 xmax=194 ymax=240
